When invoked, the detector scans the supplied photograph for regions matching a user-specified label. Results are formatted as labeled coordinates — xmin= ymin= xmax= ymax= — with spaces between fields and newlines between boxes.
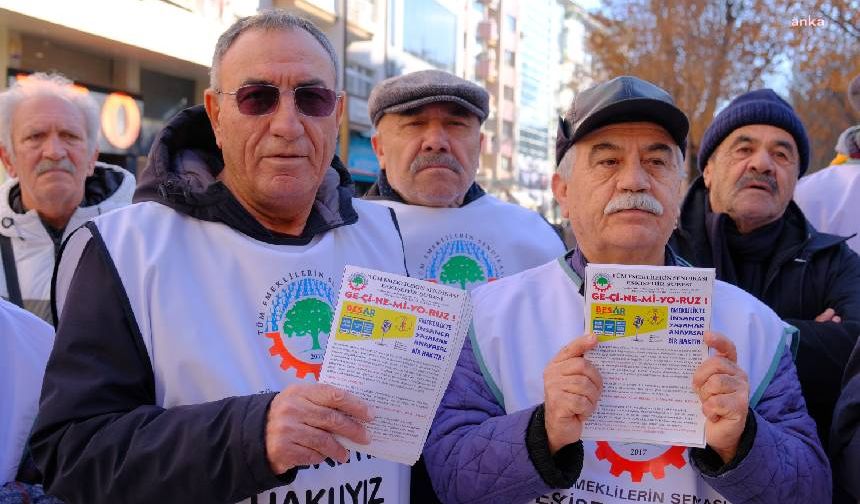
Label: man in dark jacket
xmin=29 ymin=11 xmax=410 ymax=504
xmin=832 ymin=336 xmax=860 ymax=501
xmin=670 ymin=88 xmax=860 ymax=502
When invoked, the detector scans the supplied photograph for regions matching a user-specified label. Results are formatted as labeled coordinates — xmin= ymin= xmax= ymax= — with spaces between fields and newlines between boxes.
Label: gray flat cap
xmin=368 ymin=69 xmax=489 ymax=125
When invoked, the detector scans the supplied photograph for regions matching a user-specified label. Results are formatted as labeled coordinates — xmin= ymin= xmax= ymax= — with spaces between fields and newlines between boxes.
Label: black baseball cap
xmin=556 ymin=76 xmax=689 ymax=165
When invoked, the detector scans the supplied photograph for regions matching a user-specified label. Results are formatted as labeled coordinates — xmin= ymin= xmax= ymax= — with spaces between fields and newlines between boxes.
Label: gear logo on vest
xmin=594 ymin=441 xmax=687 ymax=482
xmin=419 ymin=233 xmax=503 ymax=290
xmin=259 ymin=271 xmax=336 ymax=380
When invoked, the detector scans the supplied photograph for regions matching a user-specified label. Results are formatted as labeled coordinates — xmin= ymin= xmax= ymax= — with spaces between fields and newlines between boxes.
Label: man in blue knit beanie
xmin=670 ymin=88 xmax=860 ymax=503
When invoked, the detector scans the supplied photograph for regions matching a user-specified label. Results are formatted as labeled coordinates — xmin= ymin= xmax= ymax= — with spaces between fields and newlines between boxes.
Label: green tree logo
xmin=593 ymin=274 xmax=611 ymax=292
xmin=282 ymin=298 xmax=333 ymax=351
xmin=348 ymin=273 xmax=367 ymax=291
xmin=440 ymin=255 xmax=485 ymax=290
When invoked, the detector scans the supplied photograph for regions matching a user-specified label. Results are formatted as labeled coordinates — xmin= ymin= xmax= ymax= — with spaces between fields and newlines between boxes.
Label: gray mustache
xmin=604 ymin=192 xmax=664 ymax=216
xmin=34 ymin=158 xmax=76 ymax=175
xmin=410 ymin=153 xmax=463 ymax=174
xmin=736 ymin=172 xmax=777 ymax=192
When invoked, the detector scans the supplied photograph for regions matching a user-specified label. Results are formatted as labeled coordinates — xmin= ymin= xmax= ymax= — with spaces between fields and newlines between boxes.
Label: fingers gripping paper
xmin=320 ymin=266 xmax=472 ymax=465
xmin=582 ymin=264 xmax=714 ymax=448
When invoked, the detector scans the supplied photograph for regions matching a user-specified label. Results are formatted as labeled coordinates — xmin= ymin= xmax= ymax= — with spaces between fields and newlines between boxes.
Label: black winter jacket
xmin=670 ymin=177 xmax=860 ymax=458
xmin=29 ymin=106 xmax=373 ymax=504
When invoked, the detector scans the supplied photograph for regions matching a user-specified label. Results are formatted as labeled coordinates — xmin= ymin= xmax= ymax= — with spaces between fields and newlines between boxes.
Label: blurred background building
xmin=0 ymin=0 xmax=596 ymax=219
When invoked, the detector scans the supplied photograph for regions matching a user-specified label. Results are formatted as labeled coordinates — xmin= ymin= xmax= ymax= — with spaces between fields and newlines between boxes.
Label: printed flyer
xmin=581 ymin=264 xmax=715 ymax=447
xmin=319 ymin=265 xmax=472 ymax=465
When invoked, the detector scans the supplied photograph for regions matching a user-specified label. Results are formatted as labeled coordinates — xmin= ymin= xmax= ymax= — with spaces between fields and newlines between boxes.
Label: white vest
xmin=0 ymin=163 xmax=135 ymax=321
xmin=469 ymin=258 xmax=792 ymax=504
xmin=57 ymin=200 xmax=410 ymax=503
xmin=794 ymin=163 xmax=860 ymax=254
xmin=0 ymin=298 xmax=54 ymax=482
xmin=373 ymin=195 xmax=564 ymax=290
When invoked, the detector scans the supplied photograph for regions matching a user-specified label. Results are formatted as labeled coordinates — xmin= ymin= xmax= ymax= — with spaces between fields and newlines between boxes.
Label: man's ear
xmin=86 ymin=148 xmax=99 ymax=177
xmin=335 ymin=93 xmax=345 ymax=127
xmin=702 ymin=158 xmax=714 ymax=189
xmin=370 ymin=133 xmax=385 ymax=170
xmin=203 ymin=89 xmax=223 ymax=149
xmin=0 ymin=146 xmax=16 ymax=178
xmin=551 ymin=172 xmax=570 ymax=219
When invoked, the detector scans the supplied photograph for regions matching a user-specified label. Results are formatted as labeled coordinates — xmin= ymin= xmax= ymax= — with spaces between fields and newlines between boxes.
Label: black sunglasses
xmin=217 ymin=84 xmax=340 ymax=117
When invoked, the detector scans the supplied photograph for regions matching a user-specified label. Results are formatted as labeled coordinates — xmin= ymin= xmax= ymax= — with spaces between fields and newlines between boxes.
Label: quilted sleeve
xmin=693 ymin=348 xmax=831 ymax=503
xmin=424 ymin=336 xmax=575 ymax=503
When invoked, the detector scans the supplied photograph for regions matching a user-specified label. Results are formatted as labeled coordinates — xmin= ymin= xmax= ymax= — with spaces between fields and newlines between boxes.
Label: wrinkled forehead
xmin=719 ymin=124 xmax=798 ymax=152
xmin=12 ymin=94 xmax=87 ymax=135
xmin=219 ymin=28 xmax=337 ymax=90
xmin=578 ymin=121 xmax=676 ymax=146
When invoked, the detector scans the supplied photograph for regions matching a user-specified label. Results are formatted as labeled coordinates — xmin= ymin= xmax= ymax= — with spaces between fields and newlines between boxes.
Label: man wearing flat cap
xmin=423 ymin=76 xmax=830 ymax=503
xmin=364 ymin=69 xmax=563 ymax=292
xmin=669 ymin=90 xmax=860 ymax=502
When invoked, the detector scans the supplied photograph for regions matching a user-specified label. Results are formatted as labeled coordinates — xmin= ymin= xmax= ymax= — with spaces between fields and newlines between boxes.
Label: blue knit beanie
xmin=697 ymin=89 xmax=809 ymax=176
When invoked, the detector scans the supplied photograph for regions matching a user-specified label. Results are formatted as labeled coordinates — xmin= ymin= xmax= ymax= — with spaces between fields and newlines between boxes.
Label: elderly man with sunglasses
xmin=30 ymin=11 xmax=409 ymax=504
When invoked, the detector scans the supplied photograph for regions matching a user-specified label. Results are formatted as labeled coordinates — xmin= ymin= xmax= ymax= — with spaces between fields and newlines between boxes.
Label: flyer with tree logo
xmin=319 ymin=265 xmax=472 ymax=465
xmin=582 ymin=264 xmax=715 ymax=448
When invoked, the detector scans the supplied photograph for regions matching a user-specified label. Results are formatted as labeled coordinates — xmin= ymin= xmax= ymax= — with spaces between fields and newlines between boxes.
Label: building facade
xmin=0 ymin=0 xmax=251 ymax=176
xmin=1 ymin=0 xmax=590 ymax=213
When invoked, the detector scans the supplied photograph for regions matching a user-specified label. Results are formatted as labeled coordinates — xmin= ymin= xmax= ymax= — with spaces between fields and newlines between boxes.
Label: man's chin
xmin=412 ymin=188 xmax=463 ymax=207
xmin=727 ymin=199 xmax=783 ymax=222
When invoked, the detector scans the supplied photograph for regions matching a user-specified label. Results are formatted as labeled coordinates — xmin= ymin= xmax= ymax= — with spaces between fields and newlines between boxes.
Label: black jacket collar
xmin=671 ymin=176 xmax=851 ymax=267
xmin=133 ymin=105 xmax=357 ymax=245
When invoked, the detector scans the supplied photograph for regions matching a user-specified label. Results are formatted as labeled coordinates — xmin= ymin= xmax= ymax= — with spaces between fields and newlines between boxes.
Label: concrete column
xmin=112 ymin=58 xmax=141 ymax=93
xmin=0 ymin=25 xmax=10 ymax=90
xmin=195 ymin=76 xmax=208 ymax=104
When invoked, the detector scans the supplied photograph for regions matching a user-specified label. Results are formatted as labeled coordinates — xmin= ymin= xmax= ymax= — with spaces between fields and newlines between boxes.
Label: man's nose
xmin=269 ymin=92 xmax=305 ymax=140
xmin=747 ymin=147 xmax=775 ymax=173
xmin=421 ymin=123 xmax=450 ymax=152
xmin=616 ymin=158 xmax=651 ymax=192
xmin=41 ymin=134 xmax=68 ymax=160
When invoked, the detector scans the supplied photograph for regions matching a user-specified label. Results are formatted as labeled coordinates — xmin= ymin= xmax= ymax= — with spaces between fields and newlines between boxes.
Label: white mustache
xmin=410 ymin=152 xmax=464 ymax=174
xmin=34 ymin=158 xmax=76 ymax=175
xmin=604 ymin=192 xmax=664 ymax=216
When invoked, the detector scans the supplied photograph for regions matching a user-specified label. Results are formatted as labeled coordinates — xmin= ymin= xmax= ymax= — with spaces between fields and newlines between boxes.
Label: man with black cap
xmin=364 ymin=69 xmax=564 ymax=292
xmin=423 ymin=76 xmax=829 ymax=503
xmin=670 ymin=90 xmax=860 ymax=501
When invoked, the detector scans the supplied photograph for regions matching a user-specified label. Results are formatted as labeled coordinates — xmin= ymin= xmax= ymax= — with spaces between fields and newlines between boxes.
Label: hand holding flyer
xmin=319 ymin=266 xmax=472 ymax=465
xmin=581 ymin=264 xmax=715 ymax=447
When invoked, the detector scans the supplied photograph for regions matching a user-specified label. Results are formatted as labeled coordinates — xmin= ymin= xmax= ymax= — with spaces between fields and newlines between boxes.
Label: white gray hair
xmin=210 ymin=10 xmax=339 ymax=90
xmin=0 ymin=72 xmax=100 ymax=156
xmin=557 ymin=145 xmax=576 ymax=178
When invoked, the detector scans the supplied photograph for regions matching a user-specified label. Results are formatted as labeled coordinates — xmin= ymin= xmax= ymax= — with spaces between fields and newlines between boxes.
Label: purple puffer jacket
xmin=425 ymin=335 xmax=831 ymax=503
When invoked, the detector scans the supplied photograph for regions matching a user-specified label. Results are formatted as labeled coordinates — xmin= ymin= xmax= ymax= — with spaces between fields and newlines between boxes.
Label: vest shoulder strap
xmin=0 ymin=235 xmax=23 ymax=308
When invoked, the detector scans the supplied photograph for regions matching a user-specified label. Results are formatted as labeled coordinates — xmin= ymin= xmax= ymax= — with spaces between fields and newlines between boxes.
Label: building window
xmin=472 ymin=0 xmax=484 ymax=17
xmin=403 ymin=0 xmax=457 ymax=72
xmin=504 ymin=85 xmax=514 ymax=101
xmin=505 ymin=15 xmax=516 ymax=33
xmin=502 ymin=156 xmax=513 ymax=173
xmin=504 ymin=49 xmax=515 ymax=67
xmin=503 ymin=120 xmax=514 ymax=139
xmin=346 ymin=62 xmax=375 ymax=99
